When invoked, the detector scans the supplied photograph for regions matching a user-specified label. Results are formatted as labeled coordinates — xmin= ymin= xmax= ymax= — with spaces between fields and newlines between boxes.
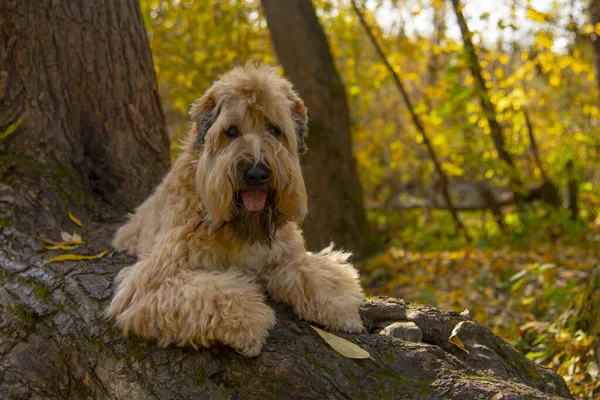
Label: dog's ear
xmin=189 ymin=93 xmax=220 ymax=150
xmin=290 ymin=96 xmax=308 ymax=154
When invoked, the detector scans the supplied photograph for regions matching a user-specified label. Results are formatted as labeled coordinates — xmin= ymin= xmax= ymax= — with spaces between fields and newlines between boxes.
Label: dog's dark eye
xmin=225 ymin=126 xmax=241 ymax=139
xmin=267 ymin=125 xmax=281 ymax=137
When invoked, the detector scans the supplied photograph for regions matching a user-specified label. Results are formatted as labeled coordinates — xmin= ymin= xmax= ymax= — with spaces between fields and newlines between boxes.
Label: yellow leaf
xmin=0 ymin=118 xmax=23 ymax=141
xmin=44 ymin=244 xmax=80 ymax=250
xmin=311 ymin=326 xmax=371 ymax=359
xmin=526 ymin=8 xmax=549 ymax=23
xmin=448 ymin=321 xmax=471 ymax=353
xmin=61 ymin=231 xmax=72 ymax=242
xmin=495 ymin=67 xmax=504 ymax=79
xmin=536 ymin=32 xmax=553 ymax=49
xmin=583 ymin=24 xmax=594 ymax=34
xmin=522 ymin=297 xmax=534 ymax=305
xmin=68 ymin=212 xmax=84 ymax=227
xmin=72 ymin=232 xmax=82 ymax=243
xmin=45 ymin=249 xmax=111 ymax=264
xmin=40 ymin=237 xmax=86 ymax=246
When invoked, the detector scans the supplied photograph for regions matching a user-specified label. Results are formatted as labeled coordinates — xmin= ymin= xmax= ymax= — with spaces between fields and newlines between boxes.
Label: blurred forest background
xmin=140 ymin=0 xmax=598 ymax=397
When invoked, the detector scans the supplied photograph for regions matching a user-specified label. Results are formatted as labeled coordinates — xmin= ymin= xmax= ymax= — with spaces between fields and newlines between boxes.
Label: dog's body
xmin=107 ymin=65 xmax=364 ymax=357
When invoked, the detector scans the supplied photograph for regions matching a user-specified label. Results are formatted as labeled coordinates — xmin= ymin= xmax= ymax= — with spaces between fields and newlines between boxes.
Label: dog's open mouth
xmin=241 ymin=188 xmax=268 ymax=212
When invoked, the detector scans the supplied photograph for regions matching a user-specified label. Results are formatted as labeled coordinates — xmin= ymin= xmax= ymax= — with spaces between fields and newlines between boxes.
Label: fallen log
xmin=0 ymin=226 xmax=573 ymax=399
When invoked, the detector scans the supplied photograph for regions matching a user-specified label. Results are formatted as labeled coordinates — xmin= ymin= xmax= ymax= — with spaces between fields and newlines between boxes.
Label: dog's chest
xmin=188 ymin=240 xmax=270 ymax=275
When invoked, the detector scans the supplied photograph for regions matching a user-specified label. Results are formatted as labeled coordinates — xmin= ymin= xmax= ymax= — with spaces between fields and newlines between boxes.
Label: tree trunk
xmin=261 ymin=0 xmax=371 ymax=259
xmin=566 ymin=160 xmax=579 ymax=219
xmin=0 ymin=0 xmax=170 ymax=234
xmin=0 ymin=232 xmax=573 ymax=399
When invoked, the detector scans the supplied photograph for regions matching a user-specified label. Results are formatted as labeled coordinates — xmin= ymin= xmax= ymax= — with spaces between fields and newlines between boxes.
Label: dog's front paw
xmin=234 ymin=341 xmax=263 ymax=358
xmin=222 ymin=322 xmax=271 ymax=358
xmin=112 ymin=222 xmax=140 ymax=255
xmin=215 ymin=297 xmax=277 ymax=358
xmin=324 ymin=311 xmax=364 ymax=334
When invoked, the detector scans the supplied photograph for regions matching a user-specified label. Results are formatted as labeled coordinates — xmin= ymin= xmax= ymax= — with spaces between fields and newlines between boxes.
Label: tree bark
xmin=0 ymin=0 xmax=170 ymax=234
xmin=0 ymin=229 xmax=573 ymax=399
xmin=566 ymin=160 xmax=579 ymax=220
xmin=261 ymin=0 xmax=371 ymax=259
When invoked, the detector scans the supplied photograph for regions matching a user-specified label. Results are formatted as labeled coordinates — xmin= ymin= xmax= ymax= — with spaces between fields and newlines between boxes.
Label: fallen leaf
xmin=39 ymin=236 xmax=86 ymax=246
xmin=448 ymin=321 xmax=470 ymax=353
xmin=311 ymin=326 xmax=371 ymax=359
xmin=44 ymin=245 xmax=80 ymax=250
xmin=61 ymin=231 xmax=72 ymax=242
xmin=45 ymin=249 xmax=111 ymax=264
xmin=68 ymin=212 xmax=85 ymax=227
xmin=72 ymin=232 xmax=82 ymax=243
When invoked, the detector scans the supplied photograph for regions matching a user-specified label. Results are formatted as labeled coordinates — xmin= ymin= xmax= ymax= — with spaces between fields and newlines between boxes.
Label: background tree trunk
xmin=0 ymin=0 xmax=170 ymax=234
xmin=261 ymin=0 xmax=371 ymax=259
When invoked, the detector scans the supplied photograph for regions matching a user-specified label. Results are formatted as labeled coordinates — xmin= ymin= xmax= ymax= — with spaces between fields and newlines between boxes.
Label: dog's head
xmin=188 ymin=64 xmax=308 ymax=246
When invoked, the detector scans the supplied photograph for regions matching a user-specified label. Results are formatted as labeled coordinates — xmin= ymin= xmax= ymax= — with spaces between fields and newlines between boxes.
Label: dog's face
xmin=189 ymin=65 xmax=308 ymax=246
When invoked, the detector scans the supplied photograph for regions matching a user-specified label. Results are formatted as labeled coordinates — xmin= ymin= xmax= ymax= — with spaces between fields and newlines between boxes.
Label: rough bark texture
xmin=0 ymin=226 xmax=573 ymax=400
xmin=261 ymin=0 xmax=370 ymax=259
xmin=0 ymin=0 xmax=170 ymax=233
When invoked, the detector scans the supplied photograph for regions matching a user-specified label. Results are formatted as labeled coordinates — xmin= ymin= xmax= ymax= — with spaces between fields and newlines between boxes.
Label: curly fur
xmin=106 ymin=64 xmax=364 ymax=357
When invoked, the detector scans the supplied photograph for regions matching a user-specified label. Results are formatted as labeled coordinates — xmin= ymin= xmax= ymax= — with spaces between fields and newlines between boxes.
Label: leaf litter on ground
xmin=361 ymin=239 xmax=600 ymax=398
xmin=39 ymin=213 xmax=110 ymax=264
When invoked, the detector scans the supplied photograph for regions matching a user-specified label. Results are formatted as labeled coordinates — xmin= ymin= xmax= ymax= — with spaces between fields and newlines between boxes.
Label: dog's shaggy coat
xmin=107 ymin=65 xmax=364 ymax=357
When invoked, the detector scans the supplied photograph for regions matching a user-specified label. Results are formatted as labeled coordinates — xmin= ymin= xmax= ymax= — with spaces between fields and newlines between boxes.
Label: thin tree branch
xmin=523 ymin=109 xmax=548 ymax=183
xmin=449 ymin=0 xmax=515 ymax=169
xmin=351 ymin=0 xmax=471 ymax=242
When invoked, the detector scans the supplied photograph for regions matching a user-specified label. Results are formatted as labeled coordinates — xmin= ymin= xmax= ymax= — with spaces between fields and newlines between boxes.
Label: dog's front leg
xmin=263 ymin=244 xmax=364 ymax=333
xmin=107 ymin=232 xmax=276 ymax=357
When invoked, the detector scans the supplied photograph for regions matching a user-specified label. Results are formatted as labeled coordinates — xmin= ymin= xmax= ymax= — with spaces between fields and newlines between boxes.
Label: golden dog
xmin=107 ymin=65 xmax=364 ymax=357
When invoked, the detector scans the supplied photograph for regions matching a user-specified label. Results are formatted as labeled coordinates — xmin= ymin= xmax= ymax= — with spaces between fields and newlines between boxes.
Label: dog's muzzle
xmin=241 ymin=163 xmax=271 ymax=212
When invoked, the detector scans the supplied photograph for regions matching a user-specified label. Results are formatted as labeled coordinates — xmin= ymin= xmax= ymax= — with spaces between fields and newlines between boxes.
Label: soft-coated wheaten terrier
xmin=107 ymin=64 xmax=364 ymax=357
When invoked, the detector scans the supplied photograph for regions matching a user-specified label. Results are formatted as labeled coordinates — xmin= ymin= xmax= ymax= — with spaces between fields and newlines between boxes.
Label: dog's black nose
xmin=244 ymin=163 xmax=271 ymax=186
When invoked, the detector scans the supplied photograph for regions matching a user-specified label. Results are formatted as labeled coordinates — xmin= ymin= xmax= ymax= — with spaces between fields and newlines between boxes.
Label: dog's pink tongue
xmin=241 ymin=188 xmax=267 ymax=212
